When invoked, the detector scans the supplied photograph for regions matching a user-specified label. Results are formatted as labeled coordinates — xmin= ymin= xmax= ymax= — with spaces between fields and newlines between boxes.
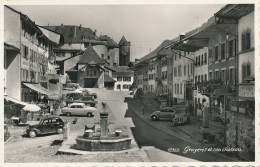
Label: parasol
xmin=22 ymin=104 xmax=41 ymax=112
xmin=73 ymin=89 xmax=82 ymax=93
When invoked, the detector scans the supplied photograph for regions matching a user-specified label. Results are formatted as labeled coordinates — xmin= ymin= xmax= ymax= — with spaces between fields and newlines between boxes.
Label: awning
xmin=23 ymin=83 xmax=51 ymax=95
xmin=4 ymin=95 xmax=27 ymax=106
xmin=4 ymin=43 xmax=20 ymax=52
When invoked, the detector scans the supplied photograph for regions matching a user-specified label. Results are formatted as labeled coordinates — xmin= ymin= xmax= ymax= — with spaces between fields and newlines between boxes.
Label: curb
xmin=4 ymin=136 xmax=13 ymax=144
xmin=195 ymin=117 xmax=224 ymax=130
xmin=129 ymin=97 xmax=238 ymax=162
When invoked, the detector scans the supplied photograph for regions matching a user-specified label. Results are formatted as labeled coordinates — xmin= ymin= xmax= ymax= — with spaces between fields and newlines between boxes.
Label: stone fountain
xmin=75 ymin=101 xmax=132 ymax=151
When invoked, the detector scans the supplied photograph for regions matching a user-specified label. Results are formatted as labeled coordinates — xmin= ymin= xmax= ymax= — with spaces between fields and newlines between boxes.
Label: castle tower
xmin=118 ymin=36 xmax=131 ymax=66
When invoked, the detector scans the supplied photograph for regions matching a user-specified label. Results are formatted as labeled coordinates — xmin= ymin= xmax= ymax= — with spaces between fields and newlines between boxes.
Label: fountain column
xmin=100 ymin=101 xmax=108 ymax=138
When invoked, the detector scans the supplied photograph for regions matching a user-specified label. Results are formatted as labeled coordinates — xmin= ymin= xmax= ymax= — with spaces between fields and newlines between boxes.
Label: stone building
xmin=118 ymin=36 xmax=131 ymax=66
xmin=193 ymin=47 xmax=209 ymax=116
xmin=171 ymin=51 xmax=194 ymax=105
xmin=215 ymin=4 xmax=255 ymax=160
xmin=4 ymin=6 xmax=61 ymax=102
xmin=44 ymin=25 xmax=130 ymax=74
xmin=65 ymin=45 xmax=115 ymax=88
xmin=104 ymin=66 xmax=134 ymax=91
xmin=164 ymin=4 xmax=255 ymax=160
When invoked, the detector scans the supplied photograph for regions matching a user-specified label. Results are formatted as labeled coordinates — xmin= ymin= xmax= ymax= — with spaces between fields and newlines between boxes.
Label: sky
xmin=10 ymin=4 xmax=225 ymax=61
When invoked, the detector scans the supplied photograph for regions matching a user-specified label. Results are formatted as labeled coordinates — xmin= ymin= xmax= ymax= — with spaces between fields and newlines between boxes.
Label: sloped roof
xmin=112 ymin=71 xmax=134 ymax=77
xmin=104 ymin=73 xmax=116 ymax=82
xmin=38 ymin=26 xmax=61 ymax=45
xmin=78 ymin=45 xmax=105 ymax=64
xmin=66 ymin=66 xmax=78 ymax=72
xmin=118 ymin=36 xmax=128 ymax=45
xmin=107 ymin=38 xmax=119 ymax=48
xmin=43 ymin=25 xmax=95 ymax=43
xmin=105 ymin=65 xmax=131 ymax=72
xmin=138 ymin=38 xmax=178 ymax=64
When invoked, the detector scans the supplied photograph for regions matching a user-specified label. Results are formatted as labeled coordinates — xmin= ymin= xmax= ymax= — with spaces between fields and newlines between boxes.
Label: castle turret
xmin=118 ymin=36 xmax=131 ymax=66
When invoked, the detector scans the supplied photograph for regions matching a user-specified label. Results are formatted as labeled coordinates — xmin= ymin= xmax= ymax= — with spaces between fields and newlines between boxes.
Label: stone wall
xmin=226 ymin=111 xmax=254 ymax=160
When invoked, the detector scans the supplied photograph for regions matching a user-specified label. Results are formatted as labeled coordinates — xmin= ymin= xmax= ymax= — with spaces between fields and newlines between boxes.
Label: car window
xmin=161 ymin=108 xmax=167 ymax=112
xmin=168 ymin=109 xmax=175 ymax=113
xmin=77 ymin=105 xmax=83 ymax=108
xmin=70 ymin=105 xmax=76 ymax=108
xmin=42 ymin=119 xmax=50 ymax=125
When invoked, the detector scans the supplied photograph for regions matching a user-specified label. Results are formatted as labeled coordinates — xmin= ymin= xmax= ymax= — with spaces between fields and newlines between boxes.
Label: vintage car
xmin=61 ymin=103 xmax=96 ymax=117
xmin=64 ymin=83 xmax=81 ymax=90
xmin=65 ymin=92 xmax=98 ymax=107
xmin=150 ymin=106 xmax=176 ymax=121
xmin=25 ymin=116 xmax=64 ymax=138
xmin=171 ymin=108 xmax=190 ymax=126
xmin=150 ymin=105 xmax=189 ymax=121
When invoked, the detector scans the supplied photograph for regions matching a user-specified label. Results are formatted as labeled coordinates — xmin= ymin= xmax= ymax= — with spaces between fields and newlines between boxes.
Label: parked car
xmin=65 ymin=83 xmax=81 ymax=90
xmin=171 ymin=108 xmax=190 ymax=126
xmin=151 ymin=105 xmax=190 ymax=121
xmin=61 ymin=103 xmax=96 ymax=117
xmin=150 ymin=106 xmax=177 ymax=121
xmin=65 ymin=92 xmax=98 ymax=107
xmin=82 ymin=90 xmax=98 ymax=99
xmin=25 ymin=117 xmax=64 ymax=138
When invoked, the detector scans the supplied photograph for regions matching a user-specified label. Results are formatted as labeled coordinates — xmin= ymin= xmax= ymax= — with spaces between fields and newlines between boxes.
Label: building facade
xmin=194 ymin=47 xmax=209 ymax=116
xmin=172 ymin=51 xmax=194 ymax=105
xmin=4 ymin=6 xmax=61 ymax=102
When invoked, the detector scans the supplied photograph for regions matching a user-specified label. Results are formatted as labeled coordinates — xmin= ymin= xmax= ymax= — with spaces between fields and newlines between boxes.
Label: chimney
xmin=180 ymin=33 xmax=185 ymax=40
xmin=61 ymin=23 xmax=63 ymax=27
xmin=94 ymin=29 xmax=97 ymax=36
xmin=79 ymin=24 xmax=82 ymax=29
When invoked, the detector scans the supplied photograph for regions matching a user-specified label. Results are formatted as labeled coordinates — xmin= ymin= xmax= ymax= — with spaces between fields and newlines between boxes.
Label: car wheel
xmin=66 ymin=112 xmax=71 ymax=116
xmin=151 ymin=115 xmax=158 ymax=121
xmin=87 ymin=113 xmax=92 ymax=117
xmin=57 ymin=128 xmax=64 ymax=134
xmin=29 ymin=130 xmax=37 ymax=138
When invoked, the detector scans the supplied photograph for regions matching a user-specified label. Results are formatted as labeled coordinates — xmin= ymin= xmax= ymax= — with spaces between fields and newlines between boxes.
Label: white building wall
xmin=238 ymin=11 xmax=254 ymax=83
xmin=113 ymin=76 xmax=133 ymax=91
xmin=172 ymin=51 xmax=194 ymax=103
xmin=193 ymin=47 xmax=209 ymax=116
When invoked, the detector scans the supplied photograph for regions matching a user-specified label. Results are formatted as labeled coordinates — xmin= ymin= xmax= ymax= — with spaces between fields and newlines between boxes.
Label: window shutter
xmin=246 ymin=63 xmax=251 ymax=77
xmin=246 ymin=31 xmax=251 ymax=50
xmin=242 ymin=65 xmax=246 ymax=82
xmin=226 ymin=69 xmax=229 ymax=83
xmin=242 ymin=33 xmax=246 ymax=51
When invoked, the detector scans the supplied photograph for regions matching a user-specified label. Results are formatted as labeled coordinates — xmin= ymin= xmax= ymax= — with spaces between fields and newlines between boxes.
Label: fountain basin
xmin=75 ymin=135 xmax=132 ymax=151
